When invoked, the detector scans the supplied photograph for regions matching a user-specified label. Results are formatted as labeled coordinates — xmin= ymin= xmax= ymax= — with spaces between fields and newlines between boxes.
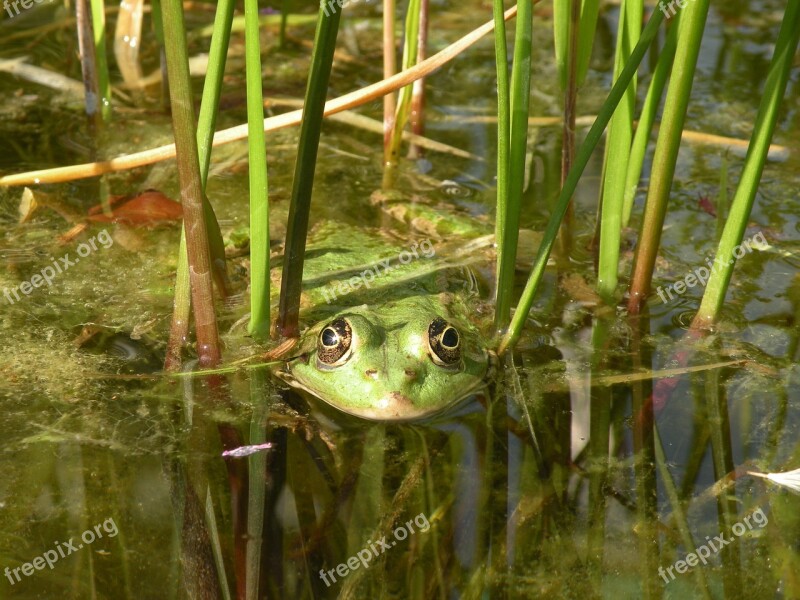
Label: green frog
xmin=272 ymin=190 xmax=502 ymax=421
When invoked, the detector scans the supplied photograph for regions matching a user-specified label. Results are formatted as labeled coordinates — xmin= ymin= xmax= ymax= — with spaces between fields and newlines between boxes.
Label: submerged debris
xmin=748 ymin=469 xmax=800 ymax=494
xmin=222 ymin=443 xmax=274 ymax=458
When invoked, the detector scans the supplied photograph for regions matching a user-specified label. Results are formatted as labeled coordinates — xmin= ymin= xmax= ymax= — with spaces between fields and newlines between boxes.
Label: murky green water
xmin=1 ymin=1 xmax=799 ymax=598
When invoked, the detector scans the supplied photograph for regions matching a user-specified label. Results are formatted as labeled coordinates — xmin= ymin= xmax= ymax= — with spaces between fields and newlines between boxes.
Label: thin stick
xmin=0 ymin=6 xmax=519 ymax=188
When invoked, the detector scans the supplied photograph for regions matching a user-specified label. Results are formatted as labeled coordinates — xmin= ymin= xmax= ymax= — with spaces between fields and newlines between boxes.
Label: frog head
xmin=282 ymin=296 xmax=489 ymax=421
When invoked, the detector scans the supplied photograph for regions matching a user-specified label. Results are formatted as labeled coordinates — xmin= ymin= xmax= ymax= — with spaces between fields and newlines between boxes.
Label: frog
xmin=271 ymin=189 xmax=504 ymax=422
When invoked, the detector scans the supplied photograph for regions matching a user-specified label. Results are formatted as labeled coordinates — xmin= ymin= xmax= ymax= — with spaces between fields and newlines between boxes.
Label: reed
xmin=627 ymin=0 xmax=710 ymax=314
xmin=498 ymin=8 xmax=665 ymax=355
xmin=276 ymin=3 xmax=343 ymax=338
xmin=165 ymin=0 xmax=235 ymax=370
xmin=494 ymin=0 xmax=533 ymax=331
xmin=692 ymin=1 xmax=800 ymax=327
xmin=383 ymin=0 xmax=421 ymax=188
xmin=161 ymin=0 xmax=221 ymax=368
xmin=595 ymin=0 xmax=640 ymax=301
xmin=245 ymin=0 xmax=271 ymax=340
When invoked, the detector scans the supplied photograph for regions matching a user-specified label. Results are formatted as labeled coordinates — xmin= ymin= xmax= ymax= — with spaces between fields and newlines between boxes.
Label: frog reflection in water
xmin=276 ymin=199 xmax=497 ymax=421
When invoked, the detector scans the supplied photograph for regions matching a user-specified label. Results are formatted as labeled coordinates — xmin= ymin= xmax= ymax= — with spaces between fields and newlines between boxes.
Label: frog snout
xmin=375 ymin=391 xmax=415 ymax=413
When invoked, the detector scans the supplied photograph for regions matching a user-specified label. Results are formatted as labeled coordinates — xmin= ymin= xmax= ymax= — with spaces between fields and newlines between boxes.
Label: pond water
xmin=0 ymin=0 xmax=799 ymax=598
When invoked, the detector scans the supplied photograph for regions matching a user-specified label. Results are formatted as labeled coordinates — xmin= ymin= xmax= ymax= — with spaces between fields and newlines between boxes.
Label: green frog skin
xmin=283 ymin=295 xmax=489 ymax=421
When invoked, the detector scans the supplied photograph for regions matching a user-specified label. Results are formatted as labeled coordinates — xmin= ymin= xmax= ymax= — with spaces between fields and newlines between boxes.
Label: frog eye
xmin=427 ymin=317 xmax=461 ymax=367
xmin=317 ymin=318 xmax=353 ymax=366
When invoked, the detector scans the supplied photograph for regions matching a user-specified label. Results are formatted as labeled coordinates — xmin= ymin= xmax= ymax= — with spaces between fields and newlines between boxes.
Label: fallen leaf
xmin=87 ymin=190 xmax=182 ymax=226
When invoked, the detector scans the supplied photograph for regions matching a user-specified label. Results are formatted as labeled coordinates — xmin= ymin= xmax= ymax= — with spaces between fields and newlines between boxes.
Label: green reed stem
xmin=497 ymin=8 xmax=664 ymax=355
xmin=595 ymin=0 xmax=640 ymax=301
xmin=577 ymin=0 xmax=599 ymax=86
xmin=280 ymin=0 xmax=290 ymax=47
xmin=199 ymin=0 xmax=234 ymax=299
xmin=165 ymin=234 xmax=191 ymax=371
xmin=276 ymin=3 xmax=342 ymax=338
xmin=621 ymin=17 xmax=678 ymax=226
xmin=89 ymin=0 xmax=111 ymax=122
xmin=627 ymin=0 xmax=710 ymax=313
xmin=555 ymin=0 xmax=579 ymax=261
xmin=162 ymin=0 xmax=222 ymax=368
xmin=494 ymin=0 xmax=532 ymax=332
xmin=245 ymin=0 xmax=271 ymax=340
xmin=75 ymin=0 xmax=100 ymax=127
xmin=714 ymin=154 xmax=728 ymax=243
xmin=165 ymin=0 xmax=235 ymax=369
xmin=553 ymin=0 xmax=599 ymax=90
xmin=491 ymin=0 xmax=510 ymax=330
xmin=692 ymin=1 xmax=800 ymax=327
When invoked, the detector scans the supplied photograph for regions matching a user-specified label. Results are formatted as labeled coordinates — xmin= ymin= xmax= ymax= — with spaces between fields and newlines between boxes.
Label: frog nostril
xmin=365 ymin=369 xmax=379 ymax=380
xmin=404 ymin=368 xmax=417 ymax=379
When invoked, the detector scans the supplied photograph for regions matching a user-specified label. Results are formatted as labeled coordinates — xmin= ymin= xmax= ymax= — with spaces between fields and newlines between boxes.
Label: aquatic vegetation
xmin=0 ymin=0 xmax=798 ymax=598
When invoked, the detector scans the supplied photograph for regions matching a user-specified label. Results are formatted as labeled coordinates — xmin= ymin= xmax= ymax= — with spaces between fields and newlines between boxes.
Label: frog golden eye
xmin=317 ymin=318 xmax=352 ymax=366
xmin=427 ymin=317 xmax=461 ymax=367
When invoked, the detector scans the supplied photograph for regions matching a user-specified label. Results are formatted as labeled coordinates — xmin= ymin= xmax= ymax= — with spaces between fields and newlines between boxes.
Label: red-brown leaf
xmin=88 ymin=190 xmax=183 ymax=225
